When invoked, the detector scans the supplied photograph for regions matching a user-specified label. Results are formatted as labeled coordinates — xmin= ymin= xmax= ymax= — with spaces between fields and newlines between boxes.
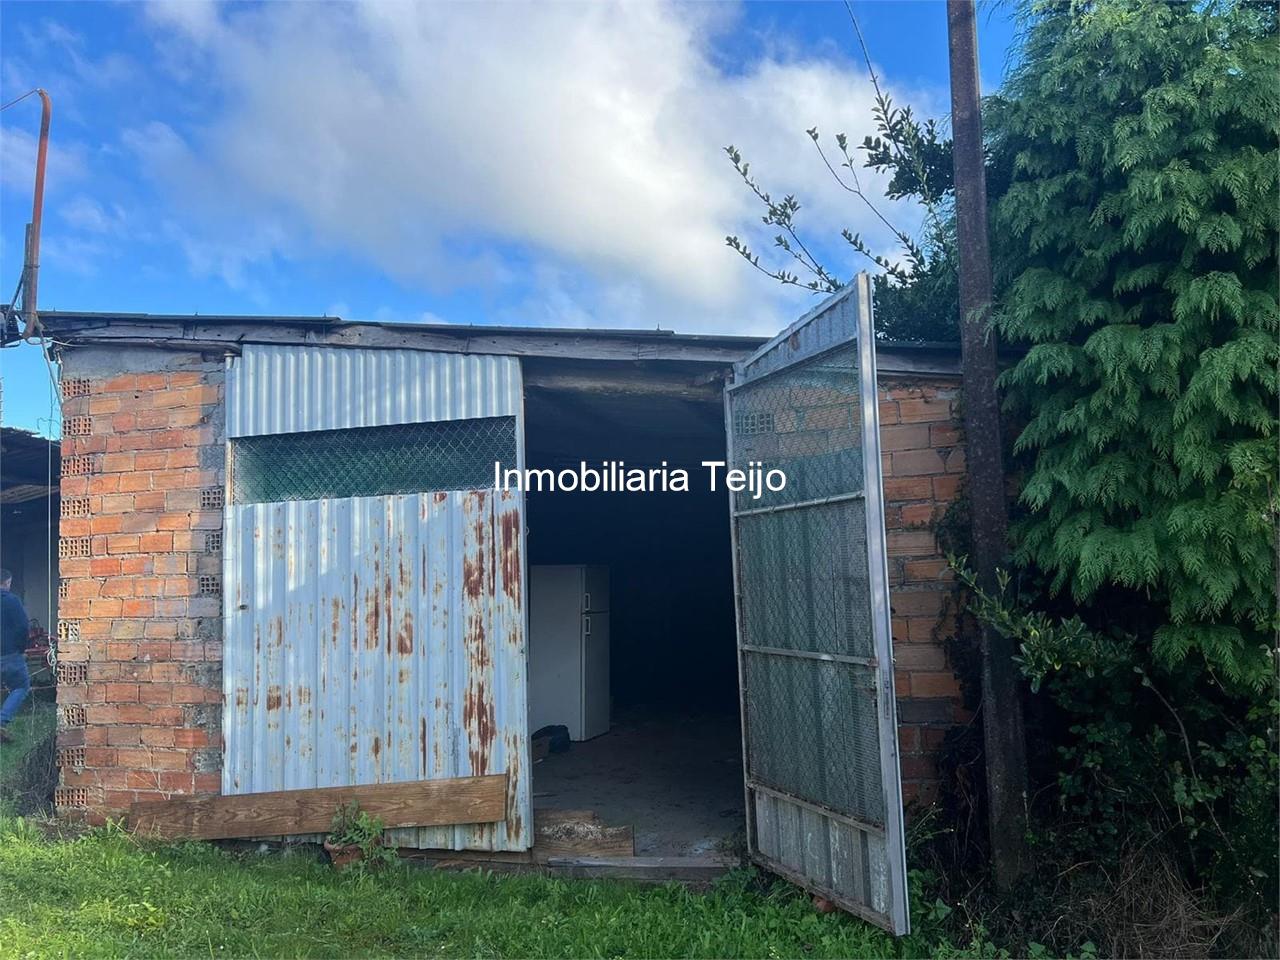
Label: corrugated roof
xmin=14 ymin=310 xmax=962 ymax=373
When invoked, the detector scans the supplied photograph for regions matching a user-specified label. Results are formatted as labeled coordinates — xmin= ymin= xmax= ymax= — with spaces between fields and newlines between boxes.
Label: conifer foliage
xmin=991 ymin=0 xmax=1279 ymax=691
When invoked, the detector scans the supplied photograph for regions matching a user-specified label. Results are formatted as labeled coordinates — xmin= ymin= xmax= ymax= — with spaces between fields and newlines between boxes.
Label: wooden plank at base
xmin=544 ymin=855 xmax=738 ymax=882
xmin=129 ymin=775 xmax=508 ymax=841
xmin=532 ymin=808 xmax=635 ymax=861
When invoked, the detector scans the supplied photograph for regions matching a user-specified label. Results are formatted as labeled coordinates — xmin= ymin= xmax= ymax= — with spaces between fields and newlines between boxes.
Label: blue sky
xmin=0 ymin=0 xmax=1016 ymax=436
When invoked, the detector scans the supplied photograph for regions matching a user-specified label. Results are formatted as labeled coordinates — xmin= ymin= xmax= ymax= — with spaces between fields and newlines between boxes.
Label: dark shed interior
xmin=521 ymin=358 xmax=743 ymax=855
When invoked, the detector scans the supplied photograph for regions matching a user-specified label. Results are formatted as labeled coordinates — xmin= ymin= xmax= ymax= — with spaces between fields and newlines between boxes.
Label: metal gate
xmin=222 ymin=345 xmax=531 ymax=852
xmin=725 ymin=275 xmax=909 ymax=933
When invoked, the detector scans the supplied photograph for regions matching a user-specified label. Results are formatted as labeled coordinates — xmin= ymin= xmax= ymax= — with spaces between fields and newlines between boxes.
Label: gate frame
xmin=724 ymin=274 xmax=909 ymax=934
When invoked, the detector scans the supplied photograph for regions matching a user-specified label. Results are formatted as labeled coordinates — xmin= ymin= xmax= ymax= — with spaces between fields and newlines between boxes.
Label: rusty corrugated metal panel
xmin=226 ymin=344 xmax=522 ymax=438
xmin=223 ymin=346 xmax=529 ymax=851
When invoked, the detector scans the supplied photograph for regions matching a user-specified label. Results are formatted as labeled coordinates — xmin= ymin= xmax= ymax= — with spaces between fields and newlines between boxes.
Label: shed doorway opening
xmin=522 ymin=359 xmax=742 ymax=857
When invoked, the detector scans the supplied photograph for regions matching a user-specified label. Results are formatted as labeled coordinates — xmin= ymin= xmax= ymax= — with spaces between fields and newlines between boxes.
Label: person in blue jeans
xmin=0 ymin=568 xmax=32 ymax=742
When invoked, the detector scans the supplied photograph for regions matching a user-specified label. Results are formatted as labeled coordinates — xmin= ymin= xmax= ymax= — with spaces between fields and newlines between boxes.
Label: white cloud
xmin=0 ymin=126 xmax=86 ymax=193
xmin=136 ymin=1 xmax=941 ymax=333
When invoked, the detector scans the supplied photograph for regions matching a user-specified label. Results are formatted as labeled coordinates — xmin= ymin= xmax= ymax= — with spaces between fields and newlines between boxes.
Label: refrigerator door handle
xmin=584 ymin=615 xmax=591 ymax=636
xmin=583 ymin=592 xmax=591 ymax=611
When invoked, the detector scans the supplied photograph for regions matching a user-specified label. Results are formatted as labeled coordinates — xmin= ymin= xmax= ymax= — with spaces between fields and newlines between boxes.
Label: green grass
xmin=0 ymin=700 xmax=55 ymax=788
xmin=0 ymin=817 xmax=999 ymax=959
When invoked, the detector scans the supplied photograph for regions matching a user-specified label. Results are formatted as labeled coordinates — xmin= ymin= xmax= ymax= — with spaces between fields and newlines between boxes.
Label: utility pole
xmin=946 ymin=0 xmax=1029 ymax=888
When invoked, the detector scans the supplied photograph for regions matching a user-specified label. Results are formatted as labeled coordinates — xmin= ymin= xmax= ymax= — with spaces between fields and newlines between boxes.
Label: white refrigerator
xmin=528 ymin=564 xmax=610 ymax=741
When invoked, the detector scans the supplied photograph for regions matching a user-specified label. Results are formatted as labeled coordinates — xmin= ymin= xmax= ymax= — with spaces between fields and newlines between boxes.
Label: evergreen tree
xmin=990 ymin=0 xmax=1279 ymax=691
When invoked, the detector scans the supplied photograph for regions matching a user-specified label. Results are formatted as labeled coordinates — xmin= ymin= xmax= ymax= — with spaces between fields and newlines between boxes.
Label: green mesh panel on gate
xmin=730 ymin=344 xmax=887 ymax=827
xmin=728 ymin=352 xmax=864 ymax=512
xmin=231 ymin=416 xmax=516 ymax=504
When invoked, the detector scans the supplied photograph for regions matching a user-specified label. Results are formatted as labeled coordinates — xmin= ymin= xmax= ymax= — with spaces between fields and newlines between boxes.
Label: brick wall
xmin=54 ymin=348 xmax=225 ymax=821
xmin=879 ymin=376 xmax=967 ymax=807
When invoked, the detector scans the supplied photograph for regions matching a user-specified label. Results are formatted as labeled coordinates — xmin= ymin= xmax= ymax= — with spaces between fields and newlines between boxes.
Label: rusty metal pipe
xmin=22 ymin=88 xmax=52 ymax=339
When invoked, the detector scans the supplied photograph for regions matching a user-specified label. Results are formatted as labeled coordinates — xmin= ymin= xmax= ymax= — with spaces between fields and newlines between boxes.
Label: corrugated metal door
xmin=222 ymin=345 xmax=531 ymax=852
xmin=725 ymin=275 xmax=909 ymax=932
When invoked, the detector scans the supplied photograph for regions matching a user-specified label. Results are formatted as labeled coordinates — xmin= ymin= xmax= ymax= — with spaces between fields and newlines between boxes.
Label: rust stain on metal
xmin=372 ymin=735 xmax=381 ymax=759
xmin=383 ymin=571 xmax=393 ymax=655
xmin=298 ymin=686 xmax=311 ymax=705
xmin=364 ymin=560 xmax=381 ymax=651
xmin=234 ymin=687 xmax=248 ymax=708
xmin=272 ymin=617 xmax=283 ymax=648
xmin=266 ymin=685 xmax=282 ymax=711
xmin=420 ymin=717 xmax=427 ymax=772
xmin=331 ymin=598 xmax=341 ymax=647
xmin=285 ymin=688 xmax=293 ymax=710
xmin=396 ymin=610 xmax=414 ymax=655
xmin=499 ymin=506 xmax=521 ymax=605
xmin=351 ymin=573 xmax=361 ymax=650
xmin=433 ymin=491 xmax=447 ymax=504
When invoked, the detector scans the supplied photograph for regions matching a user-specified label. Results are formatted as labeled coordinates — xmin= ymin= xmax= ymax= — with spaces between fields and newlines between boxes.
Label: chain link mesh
xmin=231 ymin=416 xmax=517 ymax=504
xmin=730 ymin=346 xmax=886 ymax=827
xmin=729 ymin=353 xmax=864 ymax=512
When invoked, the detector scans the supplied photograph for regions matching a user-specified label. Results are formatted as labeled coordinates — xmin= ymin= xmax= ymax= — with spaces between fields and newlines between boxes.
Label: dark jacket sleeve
xmin=0 ymin=592 xmax=30 ymax=656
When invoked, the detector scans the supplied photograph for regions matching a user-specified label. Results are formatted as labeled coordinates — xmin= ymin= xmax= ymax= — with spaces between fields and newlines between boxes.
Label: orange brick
xmin=119 ymin=556 xmax=152 ymax=575
xmin=933 ymin=475 xmax=963 ymax=501
xmin=909 ymin=671 xmax=961 ymax=699
xmin=89 ymin=598 xmax=124 ymax=618
xmin=899 ymin=503 xmax=938 ymax=526
xmin=102 ymin=683 xmax=139 ymax=703
xmin=168 ymin=407 xmax=204 ymax=428
xmin=904 ymin=559 xmax=953 ymax=582
xmin=89 ymin=515 xmax=124 ymax=535
xmin=930 ymin=423 xmax=962 ymax=446
xmin=120 ymin=599 xmax=155 ymax=618
xmin=60 ymin=518 xmax=91 ymax=539
xmin=173 ymin=729 xmax=209 ymax=748
xmin=137 ymin=409 xmax=170 ymax=430
xmin=899 ymin=398 xmax=952 ymax=423
xmin=139 ymin=532 xmax=174 ymax=552
xmin=139 ymin=727 xmax=176 ymax=747
xmin=887 ymin=530 xmax=936 ymax=556
xmin=883 ymin=477 xmax=932 ymax=501
xmin=891 ymin=590 xmax=945 ymax=617
xmin=87 ymin=475 xmax=121 ymax=494
xmin=133 ymin=492 xmax=165 ymax=511
xmin=892 ymin=449 xmax=947 ymax=476
xmin=135 ymin=451 xmax=167 ymax=470
xmin=895 ymin=643 xmax=948 ymax=670
xmin=101 ymin=452 xmax=135 ymax=473
xmin=99 ymin=578 xmax=135 ymax=598
xmin=118 ymin=472 xmax=152 ymax=493
xmin=106 ymin=642 xmax=139 ymax=660
xmin=880 ymin=424 xmax=931 ymax=451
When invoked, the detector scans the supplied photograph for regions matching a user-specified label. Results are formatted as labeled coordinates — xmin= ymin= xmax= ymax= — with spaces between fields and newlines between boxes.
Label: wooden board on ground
xmin=544 ymin=855 xmax=737 ymax=882
xmin=130 ymin=775 xmax=508 ymax=840
xmin=401 ymin=809 xmax=635 ymax=868
xmin=531 ymin=808 xmax=635 ymax=861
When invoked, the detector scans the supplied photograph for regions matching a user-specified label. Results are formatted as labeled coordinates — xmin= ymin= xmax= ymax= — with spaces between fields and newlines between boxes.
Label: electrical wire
xmin=0 ymin=89 xmax=42 ymax=112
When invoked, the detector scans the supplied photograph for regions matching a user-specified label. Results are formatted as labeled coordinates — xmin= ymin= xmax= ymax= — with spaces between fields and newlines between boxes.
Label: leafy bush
xmin=990 ymin=0 xmax=1279 ymax=693
xmin=327 ymin=802 xmax=397 ymax=869
xmin=954 ymin=559 xmax=1279 ymax=934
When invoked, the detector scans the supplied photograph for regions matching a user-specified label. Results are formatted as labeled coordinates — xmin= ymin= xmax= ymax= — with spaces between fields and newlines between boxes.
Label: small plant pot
xmin=323 ymin=839 xmax=364 ymax=869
